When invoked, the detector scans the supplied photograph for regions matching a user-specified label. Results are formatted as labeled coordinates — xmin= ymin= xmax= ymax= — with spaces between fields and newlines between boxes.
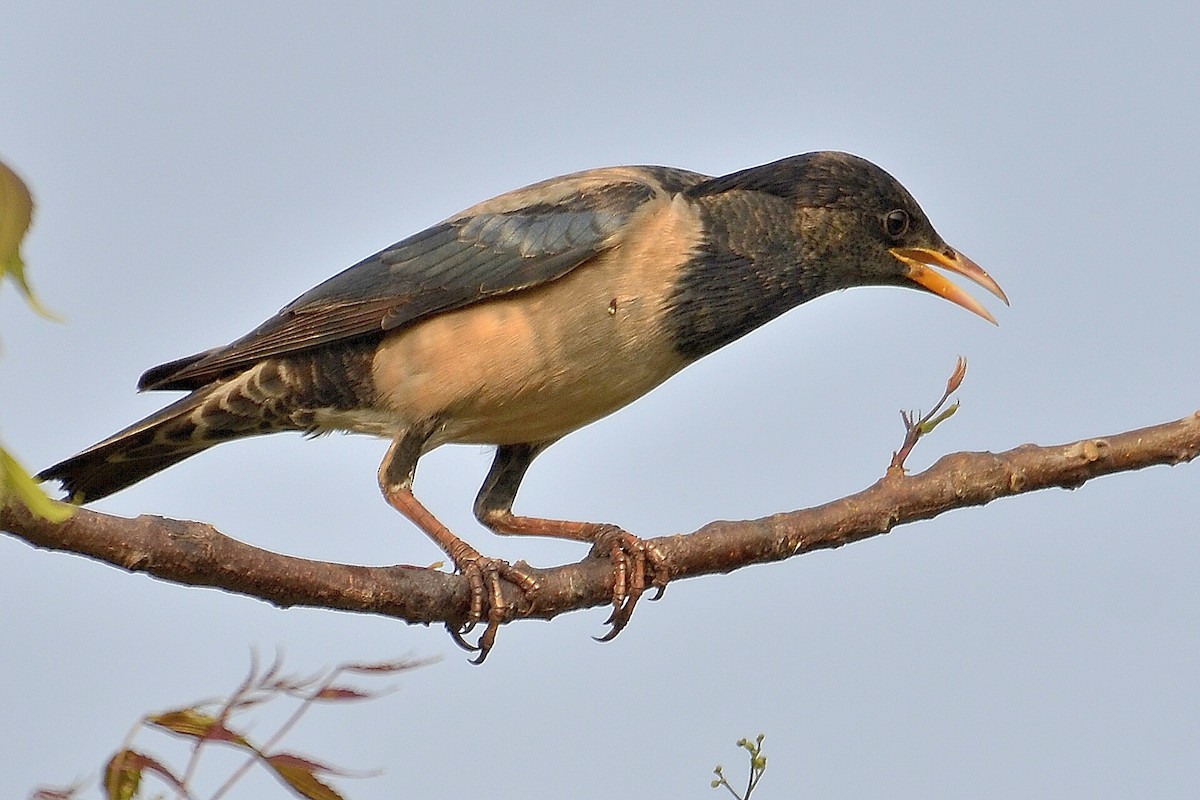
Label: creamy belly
xmin=367 ymin=193 xmax=700 ymax=448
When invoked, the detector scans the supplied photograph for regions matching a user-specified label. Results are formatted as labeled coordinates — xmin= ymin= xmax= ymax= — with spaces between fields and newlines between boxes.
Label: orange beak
xmin=890 ymin=246 xmax=1009 ymax=325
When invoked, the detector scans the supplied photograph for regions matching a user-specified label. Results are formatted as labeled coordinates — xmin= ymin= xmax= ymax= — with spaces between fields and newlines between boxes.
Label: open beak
xmin=890 ymin=246 xmax=1009 ymax=325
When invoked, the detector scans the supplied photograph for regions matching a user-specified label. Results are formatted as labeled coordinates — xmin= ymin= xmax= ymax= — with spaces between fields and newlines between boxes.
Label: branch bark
xmin=5 ymin=412 xmax=1199 ymax=633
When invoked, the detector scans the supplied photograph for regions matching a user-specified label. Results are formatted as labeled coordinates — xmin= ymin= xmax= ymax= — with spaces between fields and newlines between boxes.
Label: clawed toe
xmin=442 ymin=528 xmax=670 ymax=658
xmin=590 ymin=527 xmax=670 ymax=642
xmin=445 ymin=554 xmax=540 ymax=664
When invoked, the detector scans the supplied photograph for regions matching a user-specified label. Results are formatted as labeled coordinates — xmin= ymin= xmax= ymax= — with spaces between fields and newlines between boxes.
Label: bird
xmin=39 ymin=151 xmax=1007 ymax=661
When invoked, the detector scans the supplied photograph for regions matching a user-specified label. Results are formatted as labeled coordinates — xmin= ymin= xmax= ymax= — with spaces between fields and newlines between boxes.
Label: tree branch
xmin=5 ymin=412 xmax=1199 ymax=633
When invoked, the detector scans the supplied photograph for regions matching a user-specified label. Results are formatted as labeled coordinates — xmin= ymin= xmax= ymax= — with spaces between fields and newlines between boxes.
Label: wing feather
xmin=140 ymin=166 xmax=707 ymax=391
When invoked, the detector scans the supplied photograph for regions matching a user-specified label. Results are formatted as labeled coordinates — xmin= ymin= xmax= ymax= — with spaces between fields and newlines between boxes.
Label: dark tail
xmin=37 ymin=386 xmax=230 ymax=503
xmin=38 ymin=356 xmax=309 ymax=503
xmin=39 ymin=344 xmax=381 ymax=503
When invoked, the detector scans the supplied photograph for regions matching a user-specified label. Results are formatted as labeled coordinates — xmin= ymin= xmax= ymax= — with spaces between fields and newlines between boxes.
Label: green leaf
xmin=917 ymin=400 xmax=960 ymax=435
xmin=0 ymin=446 xmax=73 ymax=522
xmin=0 ymin=158 xmax=59 ymax=319
xmin=0 ymin=160 xmax=32 ymax=271
xmin=103 ymin=749 xmax=193 ymax=800
xmin=103 ymin=750 xmax=144 ymax=800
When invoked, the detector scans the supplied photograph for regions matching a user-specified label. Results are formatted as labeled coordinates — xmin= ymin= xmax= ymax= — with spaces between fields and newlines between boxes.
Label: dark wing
xmin=140 ymin=166 xmax=707 ymax=391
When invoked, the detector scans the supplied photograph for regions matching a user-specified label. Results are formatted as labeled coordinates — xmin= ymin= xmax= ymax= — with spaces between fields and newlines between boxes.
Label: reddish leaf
xmin=947 ymin=355 xmax=968 ymax=393
xmin=314 ymin=686 xmax=374 ymax=702
xmin=265 ymin=754 xmax=346 ymax=800
xmin=147 ymin=708 xmax=253 ymax=749
xmin=265 ymin=753 xmax=357 ymax=775
xmin=341 ymin=657 xmax=434 ymax=674
xmin=29 ymin=783 xmax=82 ymax=800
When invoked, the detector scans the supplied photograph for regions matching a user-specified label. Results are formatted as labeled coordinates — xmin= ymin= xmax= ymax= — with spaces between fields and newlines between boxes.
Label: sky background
xmin=3 ymin=3 xmax=1199 ymax=798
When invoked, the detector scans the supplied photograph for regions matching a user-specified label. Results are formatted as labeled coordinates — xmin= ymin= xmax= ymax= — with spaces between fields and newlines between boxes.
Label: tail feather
xmin=39 ymin=358 xmax=301 ymax=503
xmin=37 ymin=387 xmax=224 ymax=503
xmin=39 ymin=344 xmax=382 ymax=504
xmin=137 ymin=348 xmax=220 ymax=392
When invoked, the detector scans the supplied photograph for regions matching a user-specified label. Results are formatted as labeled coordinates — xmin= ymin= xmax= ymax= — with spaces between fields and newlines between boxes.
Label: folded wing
xmin=141 ymin=169 xmax=704 ymax=391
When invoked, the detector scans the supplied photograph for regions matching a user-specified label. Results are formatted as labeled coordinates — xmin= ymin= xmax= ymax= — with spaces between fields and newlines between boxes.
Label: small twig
xmin=99 ymin=654 xmax=426 ymax=799
xmin=890 ymin=356 xmax=968 ymax=473
xmin=711 ymin=735 xmax=768 ymax=799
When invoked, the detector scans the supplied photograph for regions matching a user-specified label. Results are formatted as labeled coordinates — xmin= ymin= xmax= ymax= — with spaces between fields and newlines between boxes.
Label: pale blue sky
xmin=3 ymin=3 xmax=1199 ymax=797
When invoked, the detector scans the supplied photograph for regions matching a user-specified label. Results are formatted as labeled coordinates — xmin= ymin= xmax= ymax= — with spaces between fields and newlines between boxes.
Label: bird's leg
xmin=378 ymin=428 xmax=538 ymax=663
xmin=474 ymin=442 xmax=671 ymax=640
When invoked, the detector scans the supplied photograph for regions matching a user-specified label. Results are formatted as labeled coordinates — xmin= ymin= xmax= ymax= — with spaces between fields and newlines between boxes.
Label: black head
xmin=689 ymin=151 xmax=1008 ymax=322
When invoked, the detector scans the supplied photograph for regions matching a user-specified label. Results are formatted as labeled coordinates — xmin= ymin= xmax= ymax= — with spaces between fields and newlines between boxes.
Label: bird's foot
xmin=444 ymin=547 xmax=540 ymax=664
xmin=588 ymin=525 xmax=671 ymax=642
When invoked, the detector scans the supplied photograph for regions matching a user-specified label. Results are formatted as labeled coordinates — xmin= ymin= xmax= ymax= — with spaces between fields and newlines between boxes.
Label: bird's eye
xmin=883 ymin=209 xmax=910 ymax=239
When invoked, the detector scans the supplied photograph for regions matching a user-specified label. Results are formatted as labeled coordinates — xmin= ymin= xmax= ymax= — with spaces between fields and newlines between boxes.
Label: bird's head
xmin=700 ymin=151 xmax=1009 ymax=323
xmin=798 ymin=151 xmax=1008 ymax=322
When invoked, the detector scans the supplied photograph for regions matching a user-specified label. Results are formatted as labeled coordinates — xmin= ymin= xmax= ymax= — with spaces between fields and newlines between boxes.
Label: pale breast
xmin=369 ymin=193 xmax=703 ymax=447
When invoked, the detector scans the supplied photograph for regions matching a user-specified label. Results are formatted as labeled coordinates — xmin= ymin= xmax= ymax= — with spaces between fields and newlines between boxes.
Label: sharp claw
xmin=469 ymin=627 xmax=495 ymax=664
xmin=440 ymin=525 xmax=666 ymax=655
xmin=471 ymin=610 xmax=503 ymax=665
xmin=600 ymin=602 xmax=619 ymax=628
xmin=590 ymin=528 xmax=671 ymax=642
xmin=594 ymin=594 xmax=639 ymax=642
xmin=445 ymin=553 xmax=540 ymax=663
xmin=446 ymin=623 xmax=480 ymax=652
